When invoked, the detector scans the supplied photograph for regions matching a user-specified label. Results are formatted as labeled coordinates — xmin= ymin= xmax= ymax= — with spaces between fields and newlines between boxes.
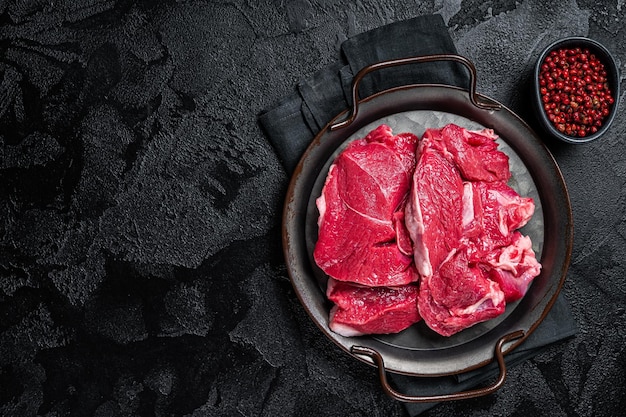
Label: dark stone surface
xmin=0 ymin=1 xmax=624 ymax=416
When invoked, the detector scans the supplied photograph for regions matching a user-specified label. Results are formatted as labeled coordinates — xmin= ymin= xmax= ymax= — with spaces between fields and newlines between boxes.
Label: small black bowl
xmin=532 ymin=36 xmax=620 ymax=144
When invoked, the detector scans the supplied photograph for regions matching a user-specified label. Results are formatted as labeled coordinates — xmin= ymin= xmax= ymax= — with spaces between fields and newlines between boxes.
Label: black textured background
xmin=1 ymin=1 xmax=625 ymax=416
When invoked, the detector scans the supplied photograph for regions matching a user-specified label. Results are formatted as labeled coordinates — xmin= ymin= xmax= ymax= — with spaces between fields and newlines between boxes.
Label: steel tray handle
xmin=351 ymin=329 xmax=525 ymax=403
xmin=330 ymin=54 xmax=502 ymax=131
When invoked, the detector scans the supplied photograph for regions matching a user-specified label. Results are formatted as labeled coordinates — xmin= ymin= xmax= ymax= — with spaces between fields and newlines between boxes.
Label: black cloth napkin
xmin=259 ymin=14 xmax=468 ymax=173
xmin=258 ymin=14 xmax=577 ymax=416
xmin=396 ymin=294 xmax=576 ymax=415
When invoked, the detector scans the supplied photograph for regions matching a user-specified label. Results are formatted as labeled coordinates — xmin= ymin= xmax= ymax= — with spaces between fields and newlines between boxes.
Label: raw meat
xmin=417 ymin=249 xmax=505 ymax=337
xmin=326 ymin=278 xmax=420 ymax=337
xmin=404 ymin=138 xmax=464 ymax=279
xmin=405 ymin=125 xmax=540 ymax=336
xmin=484 ymin=232 xmax=542 ymax=302
xmin=423 ymin=124 xmax=511 ymax=182
xmin=313 ymin=125 xmax=420 ymax=287
xmin=460 ymin=180 xmax=538 ymax=304
xmin=462 ymin=180 xmax=535 ymax=260
xmin=315 ymin=123 xmax=541 ymax=338
xmin=405 ymin=134 xmax=507 ymax=336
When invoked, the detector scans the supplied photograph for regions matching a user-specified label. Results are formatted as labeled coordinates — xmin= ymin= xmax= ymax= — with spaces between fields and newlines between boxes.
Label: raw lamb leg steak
xmin=314 ymin=124 xmax=420 ymax=287
xmin=405 ymin=124 xmax=540 ymax=337
xmin=405 ymin=133 xmax=507 ymax=336
xmin=326 ymin=278 xmax=420 ymax=337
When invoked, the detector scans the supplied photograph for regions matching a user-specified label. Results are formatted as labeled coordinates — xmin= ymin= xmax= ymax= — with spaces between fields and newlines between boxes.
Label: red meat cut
xmin=313 ymin=124 xmax=420 ymax=287
xmin=315 ymin=123 xmax=541 ymax=338
xmin=462 ymin=180 xmax=535 ymax=261
xmin=404 ymin=138 xmax=464 ymax=278
xmin=423 ymin=124 xmax=511 ymax=182
xmin=417 ymin=249 xmax=506 ymax=337
xmin=484 ymin=231 xmax=542 ymax=302
xmin=405 ymin=133 xmax=507 ymax=336
xmin=405 ymin=125 xmax=540 ymax=336
xmin=326 ymin=278 xmax=420 ymax=336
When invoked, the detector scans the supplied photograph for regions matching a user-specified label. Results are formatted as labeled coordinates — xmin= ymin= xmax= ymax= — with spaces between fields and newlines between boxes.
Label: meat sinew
xmin=314 ymin=123 xmax=541 ymax=338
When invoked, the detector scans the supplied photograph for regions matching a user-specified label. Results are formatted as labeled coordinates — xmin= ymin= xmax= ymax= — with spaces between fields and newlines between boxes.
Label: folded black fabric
xmin=397 ymin=294 xmax=577 ymax=416
xmin=257 ymin=14 xmax=577 ymax=416
xmin=340 ymin=14 xmax=469 ymax=99
xmin=259 ymin=14 xmax=469 ymax=173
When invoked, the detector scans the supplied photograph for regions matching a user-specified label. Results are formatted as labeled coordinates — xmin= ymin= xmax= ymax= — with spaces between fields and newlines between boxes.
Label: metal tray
xmin=282 ymin=55 xmax=573 ymax=403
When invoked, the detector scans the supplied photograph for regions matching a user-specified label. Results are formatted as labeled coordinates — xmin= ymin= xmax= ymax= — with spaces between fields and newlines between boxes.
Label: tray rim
xmin=282 ymin=83 xmax=573 ymax=377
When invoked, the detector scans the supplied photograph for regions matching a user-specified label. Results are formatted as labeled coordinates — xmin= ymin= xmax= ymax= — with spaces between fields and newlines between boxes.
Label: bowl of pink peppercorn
xmin=532 ymin=37 xmax=620 ymax=144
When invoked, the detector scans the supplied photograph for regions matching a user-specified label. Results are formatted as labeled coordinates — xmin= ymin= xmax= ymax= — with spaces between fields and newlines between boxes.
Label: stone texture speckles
xmin=1 ymin=1 xmax=625 ymax=416
xmin=229 ymin=265 xmax=304 ymax=369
